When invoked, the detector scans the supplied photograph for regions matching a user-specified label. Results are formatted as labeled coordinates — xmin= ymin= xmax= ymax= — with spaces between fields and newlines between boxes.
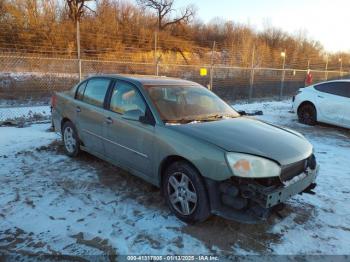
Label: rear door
xmin=75 ymin=77 xmax=111 ymax=155
xmin=340 ymin=82 xmax=350 ymax=127
xmin=314 ymin=82 xmax=348 ymax=126
xmin=103 ymin=80 xmax=156 ymax=179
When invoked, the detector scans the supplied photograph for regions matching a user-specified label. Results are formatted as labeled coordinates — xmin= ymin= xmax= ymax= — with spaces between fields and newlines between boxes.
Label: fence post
xmin=248 ymin=46 xmax=255 ymax=101
xmin=339 ymin=58 xmax=343 ymax=79
xmin=279 ymin=49 xmax=286 ymax=100
xmin=154 ymin=32 xmax=158 ymax=76
xmin=209 ymin=41 xmax=216 ymax=90
xmin=78 ymin=59 xmax=82 ymax=81
xmin=231 ymin=42 xmax=234 ymax=66
xmin=76 ymin=20 xmax=82 ymax=81
xmin=325 ymin=55 xmax=329 ymax=80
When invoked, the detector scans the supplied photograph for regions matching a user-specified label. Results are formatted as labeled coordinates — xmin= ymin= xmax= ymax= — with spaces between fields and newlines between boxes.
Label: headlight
xmin=226 ymin=153 xmax=281 ymax=178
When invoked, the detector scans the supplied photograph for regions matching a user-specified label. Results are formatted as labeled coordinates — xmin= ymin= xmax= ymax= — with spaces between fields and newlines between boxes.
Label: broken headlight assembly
xmin=225 ymin=153 xmax=281 ymax=178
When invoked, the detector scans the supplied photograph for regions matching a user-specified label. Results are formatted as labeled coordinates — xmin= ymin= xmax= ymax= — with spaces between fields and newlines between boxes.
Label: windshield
xmin=145 ymin=85 xmax=240 ymax=124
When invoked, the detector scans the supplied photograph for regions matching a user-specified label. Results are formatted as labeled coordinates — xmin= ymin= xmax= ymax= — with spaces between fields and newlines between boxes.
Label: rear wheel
xmin=298 ymin=103 xmax=317 ymax=125
xmin=163 ymin=161 xmax=211 ymax=223
xmin=62 ymin=122 xmax=81 ymax=157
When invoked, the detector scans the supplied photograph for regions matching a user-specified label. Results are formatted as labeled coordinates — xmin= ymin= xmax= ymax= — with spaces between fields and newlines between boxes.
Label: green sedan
xmin=51 ymin=75 xmax=319 ymax=224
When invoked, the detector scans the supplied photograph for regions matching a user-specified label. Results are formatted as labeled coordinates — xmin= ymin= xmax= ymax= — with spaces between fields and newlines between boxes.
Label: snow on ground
xmin=0 ymin=100 xmax=350 ymax=257
xmin=0 ymin=105 xmax=51 ymax=122
xmin=0 ymin=71 xmax=78 ymax=80
xmin=0 ymin=124 xmax=56 ymax=156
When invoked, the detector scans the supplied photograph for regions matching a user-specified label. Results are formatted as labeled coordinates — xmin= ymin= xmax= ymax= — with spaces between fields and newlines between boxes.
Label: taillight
xmin=51 ymin=94 xmax=57 ymax=109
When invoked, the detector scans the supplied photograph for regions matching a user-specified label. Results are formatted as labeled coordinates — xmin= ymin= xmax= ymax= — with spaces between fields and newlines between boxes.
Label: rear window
xmin=82 ymin=78 xmax=110 ymax=107
xmin=314 ymin=82 xmax=350 ymax=98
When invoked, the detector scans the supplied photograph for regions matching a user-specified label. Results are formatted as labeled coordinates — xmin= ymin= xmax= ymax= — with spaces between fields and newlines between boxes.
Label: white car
xmin=292 ymin=80 xmax=350 ymax=128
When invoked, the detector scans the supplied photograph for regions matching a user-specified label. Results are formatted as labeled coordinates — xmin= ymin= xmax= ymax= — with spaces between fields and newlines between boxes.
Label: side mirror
xmin=139 ymin=115 xmax=152 ymax=125
xmin=122 ymin=109 xmax=156 ymax=126
xmin=122 ymin=109 xmax=144 ymax=122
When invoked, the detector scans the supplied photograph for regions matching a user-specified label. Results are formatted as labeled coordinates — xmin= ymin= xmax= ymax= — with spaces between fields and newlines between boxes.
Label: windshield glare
xmin=145 ymin=85 xmax=240 ymax=123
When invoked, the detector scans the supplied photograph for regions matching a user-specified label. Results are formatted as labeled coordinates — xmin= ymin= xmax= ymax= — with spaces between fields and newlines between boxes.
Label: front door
xmin=75 ymin=77 xmax=111 ymax=155
xmin=103 ymin=80 xmax=155 ymax=179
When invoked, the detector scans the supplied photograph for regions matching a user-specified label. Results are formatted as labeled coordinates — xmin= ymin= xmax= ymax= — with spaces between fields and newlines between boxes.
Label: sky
xmin=172 ymin=0 xmax=349 ymax=53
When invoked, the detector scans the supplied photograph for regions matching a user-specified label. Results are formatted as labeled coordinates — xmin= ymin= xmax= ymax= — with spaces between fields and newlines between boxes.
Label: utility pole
xmin=279 ymin=49 xmax=286 ymax=100
xmin=248 ymin=46 xmax=255 ymax=101
xmin=66 ymin=0 xmax=95 ymax=81
xmin=209 ymin=41 xmax=216 ymax=91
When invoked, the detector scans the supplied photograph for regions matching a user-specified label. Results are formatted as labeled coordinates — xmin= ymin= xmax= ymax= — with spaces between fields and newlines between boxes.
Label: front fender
xmin=154 ymin=126 xmax=233 ymax=185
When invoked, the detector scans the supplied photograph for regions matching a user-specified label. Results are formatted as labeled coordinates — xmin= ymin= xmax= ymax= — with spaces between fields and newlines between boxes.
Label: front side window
xmin=82 ymin=78 xmax=110 ymax=107
xmin=145 ymin=85 xmax=240 ymax=123
xmin=110 ymin=81 xmax=146 ymax=115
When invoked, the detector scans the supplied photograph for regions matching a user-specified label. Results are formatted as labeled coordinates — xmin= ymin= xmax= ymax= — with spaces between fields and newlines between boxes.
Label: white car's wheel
xmin=298 ymin=103 xmax=317 ymax=126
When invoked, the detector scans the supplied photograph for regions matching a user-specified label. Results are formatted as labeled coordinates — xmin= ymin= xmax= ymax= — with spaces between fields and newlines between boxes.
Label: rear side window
xmin=315 ymin=82 xmax=350 ymax=98
xmin=82 ymin=78 xmax=111 ymax=107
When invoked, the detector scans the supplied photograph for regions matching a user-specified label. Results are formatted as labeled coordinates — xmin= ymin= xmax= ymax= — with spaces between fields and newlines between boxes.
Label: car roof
xmin=313 ymin=79 xmax=350 ymax=86
xmin=89 ymin=74 xmax=199 ymax=87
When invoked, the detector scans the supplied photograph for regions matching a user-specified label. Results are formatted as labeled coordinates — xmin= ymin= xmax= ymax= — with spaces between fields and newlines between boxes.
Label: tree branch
xmin=136 ymin=0 xmax=195 ymax=31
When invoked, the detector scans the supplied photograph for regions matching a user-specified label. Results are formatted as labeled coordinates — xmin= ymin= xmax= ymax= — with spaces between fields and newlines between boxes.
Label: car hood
xmin=169 ymin=117 xmax=313 ymax=166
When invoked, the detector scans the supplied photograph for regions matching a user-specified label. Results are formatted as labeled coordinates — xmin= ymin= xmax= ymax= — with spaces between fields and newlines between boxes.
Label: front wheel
xmin=298 ymin=103 xmax=317 ymax=126
xmin=163 ymin=161 xmax=211 ymax=224
xmin=62 ymin=122 xmax=81 ymax=157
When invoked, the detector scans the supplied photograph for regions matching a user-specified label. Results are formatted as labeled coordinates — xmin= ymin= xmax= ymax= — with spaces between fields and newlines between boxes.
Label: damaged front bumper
xmin=205 ymin=165 xmax=319 ymax=224
xmin=251 ymin=166 xmax=319 ymax=209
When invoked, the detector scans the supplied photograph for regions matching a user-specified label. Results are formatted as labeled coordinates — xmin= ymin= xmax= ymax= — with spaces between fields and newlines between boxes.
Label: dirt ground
xmin=1 ymin=101 xmax=350 ymax=258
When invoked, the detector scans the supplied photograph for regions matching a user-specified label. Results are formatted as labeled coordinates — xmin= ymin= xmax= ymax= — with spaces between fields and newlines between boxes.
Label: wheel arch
xmin=61 ymin=117 xmax=71 ymax=133
xmin=61 ymin=118 xmax=84 ymax=146
xmin=158 ymin=155 xmax=203 ymax=192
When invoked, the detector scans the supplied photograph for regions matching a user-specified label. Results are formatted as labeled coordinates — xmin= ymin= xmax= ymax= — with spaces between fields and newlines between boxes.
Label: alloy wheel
xmin=64 ymin=126 xmax=76 ymax=154
xmin=167 ymin=172 xmax=198 ymax=216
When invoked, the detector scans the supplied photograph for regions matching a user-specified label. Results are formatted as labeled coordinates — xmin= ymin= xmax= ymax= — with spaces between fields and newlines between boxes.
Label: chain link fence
xmin=0 ymin=53 xmax=349 ymax=121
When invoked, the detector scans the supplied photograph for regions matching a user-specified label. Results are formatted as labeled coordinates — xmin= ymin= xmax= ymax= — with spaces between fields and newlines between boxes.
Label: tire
xmin=298 ymin=103 xmax=317 ymax=126
xmin=62 ymin=121 xmax=81 ymax=157
xmin=163 ymin=161 xmax=211 ymax=223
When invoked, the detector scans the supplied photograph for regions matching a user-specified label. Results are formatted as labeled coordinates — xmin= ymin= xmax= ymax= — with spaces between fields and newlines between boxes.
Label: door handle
xmin=76 ymin=106 xmax=81 ymax=113
xmin=105 ymin=117 xmax=113 ymax=124
xmin=318 ymin=95 xmax=324 ymax=99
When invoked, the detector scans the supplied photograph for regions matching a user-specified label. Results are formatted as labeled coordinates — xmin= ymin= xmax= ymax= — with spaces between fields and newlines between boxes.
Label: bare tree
xmin=0 ymin=0 xmax=6 ymax=16
xmin=137 ymin=0 xmax=195 ymax=31
xmin=66 ymin=0 xmax=95 ymax=22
